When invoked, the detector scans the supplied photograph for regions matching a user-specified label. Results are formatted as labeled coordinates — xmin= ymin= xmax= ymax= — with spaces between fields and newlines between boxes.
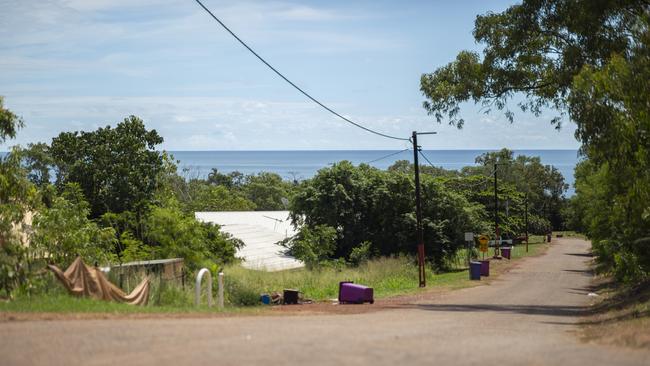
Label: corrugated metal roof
xmin=195 ymin=211 xmax=304 ymax=272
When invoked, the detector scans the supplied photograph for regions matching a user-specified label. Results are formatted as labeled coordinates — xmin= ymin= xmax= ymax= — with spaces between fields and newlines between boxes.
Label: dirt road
xmin=2 ymin=238 xmax=649 ymax=365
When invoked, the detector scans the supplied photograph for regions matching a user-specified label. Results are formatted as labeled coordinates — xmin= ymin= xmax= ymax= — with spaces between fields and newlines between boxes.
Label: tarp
xmin=48 ymin=257 xmax=150 ymax=306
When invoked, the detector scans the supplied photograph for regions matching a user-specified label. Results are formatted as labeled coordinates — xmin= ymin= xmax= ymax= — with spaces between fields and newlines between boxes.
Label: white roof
xmin=195 ymin=211 xmax=304 ymax=272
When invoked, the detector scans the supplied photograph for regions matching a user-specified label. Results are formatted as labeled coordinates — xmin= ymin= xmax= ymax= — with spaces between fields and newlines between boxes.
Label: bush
xmin=223 ymin=276 xmax=260 ymax=306
xmin=280 ymin=225 xmax=337 ymax=269
xmin=349 ymin=241 xmax=372 ymax=266
xmin=31 ymin=184 xmax=116 ymax=267
xmin=144 ymin=204 xmax=240 ymax=269
xmin=290 ymin=162 xmax=477 ymax=269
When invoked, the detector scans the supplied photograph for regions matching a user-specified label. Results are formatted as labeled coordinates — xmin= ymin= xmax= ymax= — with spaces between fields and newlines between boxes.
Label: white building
xmin=195 ymin=211 xmax=304 ymax=271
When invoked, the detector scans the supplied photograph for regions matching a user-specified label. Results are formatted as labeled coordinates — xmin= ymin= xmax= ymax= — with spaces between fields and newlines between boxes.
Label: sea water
xmin=169 ymin=150 xmax=580 ymax=195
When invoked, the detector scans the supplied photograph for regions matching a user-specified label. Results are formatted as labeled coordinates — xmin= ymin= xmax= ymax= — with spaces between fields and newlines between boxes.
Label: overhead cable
xmin=193 ymin=0 xmax=409 ymax=142
xmin=366 ymin=148 xmax=410 ymax=164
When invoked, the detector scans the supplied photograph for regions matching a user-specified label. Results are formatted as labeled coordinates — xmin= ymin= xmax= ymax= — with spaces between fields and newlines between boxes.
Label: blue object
xmin=261 ymin=294 xmax=271 ymax=304
xmin=469 ymin=261 xmax=481 ymax=280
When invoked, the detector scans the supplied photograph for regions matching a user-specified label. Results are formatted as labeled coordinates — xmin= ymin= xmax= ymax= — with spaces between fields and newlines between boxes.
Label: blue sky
xmin=1 ymin=0 xmax=580 ymax=151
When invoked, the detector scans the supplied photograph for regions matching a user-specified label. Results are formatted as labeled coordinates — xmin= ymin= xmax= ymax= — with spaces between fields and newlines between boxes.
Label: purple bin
xmin=501 ymin=247 xmax=512 ymax=260
xmin=338 ymin=281 xmax=374 ymax=304
xmin=479 ymin=260 xmax=490 ymax=277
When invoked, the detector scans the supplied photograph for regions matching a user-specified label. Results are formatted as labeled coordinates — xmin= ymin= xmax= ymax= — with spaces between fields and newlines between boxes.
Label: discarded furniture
xmin=283 ymin=289 xmax=299 ymax=304
xmin=338 ymin=281 xmax=374 ymax=304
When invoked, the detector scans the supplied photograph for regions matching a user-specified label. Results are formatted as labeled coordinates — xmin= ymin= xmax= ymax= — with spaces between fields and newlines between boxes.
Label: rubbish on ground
xmin=283 ymin=289 xmax=299 ymax=304
xmin=48 ymin=256 xmax=150 ymax=306
xmin=587 ymin=292 xmax=599 ymax=297
xmin=338 ymin=281 xmax=374 ymax=304
xmin=271 ymin=292 xmax=283 ymax=304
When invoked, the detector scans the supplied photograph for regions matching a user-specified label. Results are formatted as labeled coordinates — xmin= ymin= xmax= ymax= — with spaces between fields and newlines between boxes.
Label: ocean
xmin=1 ymin=149 xmax=580 ymax=195
xmin=169 ymin=150 xmax=580 ymax=195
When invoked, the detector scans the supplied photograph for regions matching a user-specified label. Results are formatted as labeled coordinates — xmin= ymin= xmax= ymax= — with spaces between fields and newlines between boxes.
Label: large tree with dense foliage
xmin=289 ymin=161 xmax=483 ymax=269
xmin=420 ymin=0 xmax=650 ymax=281
xmin=49 ymin=115 xmax=164 ymax=219
xmin=0 ymin=99 xmax=37 ymax=297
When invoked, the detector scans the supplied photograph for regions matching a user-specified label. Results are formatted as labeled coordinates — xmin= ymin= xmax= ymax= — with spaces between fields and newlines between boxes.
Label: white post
xmin=195 ymin=268 xmax=213 ymax=307
xmin=217 ymin=271 xmax=224 ymax=309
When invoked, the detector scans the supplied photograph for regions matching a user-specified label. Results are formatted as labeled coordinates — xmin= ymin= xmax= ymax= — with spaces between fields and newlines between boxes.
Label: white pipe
xmin=217 ymin=272 xmax=224 ymax=309
xmin=195 ymin=268 xmax=213 ymax=307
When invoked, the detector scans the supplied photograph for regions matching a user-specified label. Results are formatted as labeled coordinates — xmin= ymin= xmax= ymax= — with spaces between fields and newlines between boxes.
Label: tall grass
xmin=1 ymin=241 xmax=550 ymax=312
xmin=224 ymin=255 xmax=456 ymax=302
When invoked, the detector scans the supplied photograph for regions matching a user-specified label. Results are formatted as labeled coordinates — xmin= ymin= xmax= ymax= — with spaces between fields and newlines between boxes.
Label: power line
xmin=193 ymin=0 xmax=410 ymax=142
xmin=366 ymin=148 xmax=410 ymax=164
xmin=418 ymin=150 xmax=497 ymax=188
xmin=418 ymin=150 xmax=438 ymax=170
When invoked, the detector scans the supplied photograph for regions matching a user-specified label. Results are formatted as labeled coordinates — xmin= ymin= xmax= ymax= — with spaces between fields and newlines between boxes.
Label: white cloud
xmin=2 ymin=95 xmax=580 ymax=151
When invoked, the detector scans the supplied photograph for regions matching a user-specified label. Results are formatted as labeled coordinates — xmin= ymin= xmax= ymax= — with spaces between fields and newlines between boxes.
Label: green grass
xmin=224 ymin=256 xmax=453 ymax=302
xmin=1 ymin=241 xmax=550 ymax=314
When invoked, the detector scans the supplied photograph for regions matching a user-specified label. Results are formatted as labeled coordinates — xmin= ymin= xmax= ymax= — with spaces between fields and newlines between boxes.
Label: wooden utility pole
xmin=525 ymin=192 xmax=529 ymax=252
xmin=412 ymin=131 xmax=425 ymax=287
xmin=412 ymin=131 xmax=436 ymax=288
xmin=494 ymin=163 xmax=500 ymax=257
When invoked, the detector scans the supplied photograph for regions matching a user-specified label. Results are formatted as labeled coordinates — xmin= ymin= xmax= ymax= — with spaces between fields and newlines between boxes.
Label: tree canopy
xmin=421 ymin=0 xmax=650 ymax=282
xmin=49 ymin=115 xmax=164 ymax=218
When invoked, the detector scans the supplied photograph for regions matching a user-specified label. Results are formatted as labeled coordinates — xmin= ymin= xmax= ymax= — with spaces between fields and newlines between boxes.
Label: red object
xmin=417 ymin=243 xmax=426 ymax=287
xmin=339 ymin=281 xmax=374 ymax=304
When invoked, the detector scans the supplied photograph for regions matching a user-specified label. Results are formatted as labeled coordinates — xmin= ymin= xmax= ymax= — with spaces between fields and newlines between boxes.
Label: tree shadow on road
xmin=564 ymin=252 xmax=593 ymax=258
xmin=396 ymin=303 xmax=589 ymax=317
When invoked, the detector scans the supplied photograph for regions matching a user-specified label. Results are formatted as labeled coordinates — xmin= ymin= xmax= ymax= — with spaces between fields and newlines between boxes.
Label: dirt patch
xmin=579 ymin=278 xmax=650 ymax=349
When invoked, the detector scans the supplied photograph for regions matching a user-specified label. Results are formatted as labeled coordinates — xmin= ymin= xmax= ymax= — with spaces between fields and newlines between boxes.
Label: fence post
xmin=217 ymin=271 xmax=224 ymax=309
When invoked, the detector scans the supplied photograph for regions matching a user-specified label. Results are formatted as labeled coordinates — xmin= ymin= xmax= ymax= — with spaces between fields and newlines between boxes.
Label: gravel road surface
xmin=2 ymin=238 xmax=649 ymax=365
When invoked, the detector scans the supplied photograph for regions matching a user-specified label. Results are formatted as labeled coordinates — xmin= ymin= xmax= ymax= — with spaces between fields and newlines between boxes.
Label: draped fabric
xmin=48 ymin=257 xmax=150 ymax=306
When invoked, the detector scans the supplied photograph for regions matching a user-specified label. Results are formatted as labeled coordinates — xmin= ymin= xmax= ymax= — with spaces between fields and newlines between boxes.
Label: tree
xmin=30 ymin=184 xmax=116 ymax=267
xmin=420 ymin=1 xmax=646 ymax=128
xmin=49 ymin=116 xmax=164 ymax=219
xmin=0 ymin=96 xmax=23 ymax=144
xmin=243 ymin=172 xmax=292 ymax=210
xmin=290 ymin=161 xmax=479 ymax=268
xmin=420 ymin=0 xmax=650 ymax=281
xmin=19 ymin=142 xmax=53 ymax=187
xmin=144 ymin=204 xmax=241 ymax=269
xmin=0 ymin=101 xmax=37 ymax=296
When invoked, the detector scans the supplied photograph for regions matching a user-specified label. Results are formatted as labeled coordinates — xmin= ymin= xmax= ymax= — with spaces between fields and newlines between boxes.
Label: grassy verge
xmin=581 ymin=279 xmax=650 ymax=349
xmin=0 ymin=241 xmax=550 ymax=315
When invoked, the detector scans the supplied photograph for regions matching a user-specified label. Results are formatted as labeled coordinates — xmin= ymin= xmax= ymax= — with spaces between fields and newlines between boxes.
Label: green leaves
xmin=0 ymin=96 xmax=24 ymax=144
xmin=30 ymin=185 xmax=117 ymax=267
xmin=289 ymin=161 xmax=476 ymax=269
xmin=420 ymin=0 xmax=645 ymax=128
xmin=49 ymin=115 xmax=164 ymax=219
